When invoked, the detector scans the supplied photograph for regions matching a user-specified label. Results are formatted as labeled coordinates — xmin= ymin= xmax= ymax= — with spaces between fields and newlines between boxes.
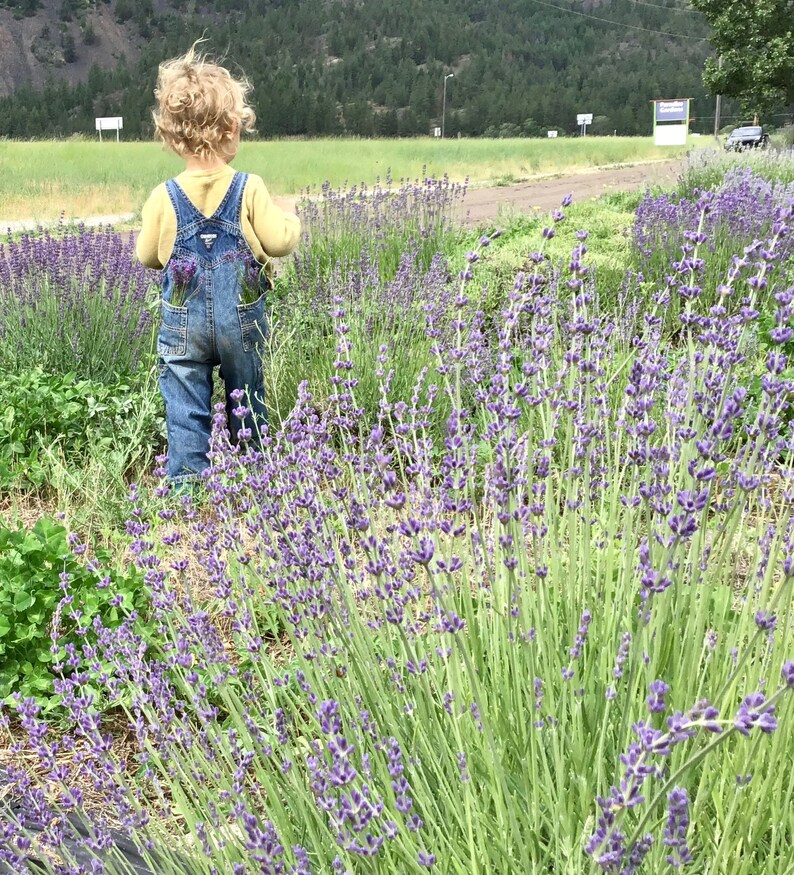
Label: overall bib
xmin=157 ymin=171 xmax=269 ymax=483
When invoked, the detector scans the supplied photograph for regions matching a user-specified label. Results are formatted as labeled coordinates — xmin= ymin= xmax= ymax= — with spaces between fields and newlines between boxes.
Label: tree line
xmin=0 ymin=0 xmax=787 ymax=139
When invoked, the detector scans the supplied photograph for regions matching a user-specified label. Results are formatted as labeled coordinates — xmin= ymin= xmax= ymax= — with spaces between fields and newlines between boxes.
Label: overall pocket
xmin=157 ymin=300 xmax=188 ymax=357
xmin=237 ymin=294 xmax=268 ymax=352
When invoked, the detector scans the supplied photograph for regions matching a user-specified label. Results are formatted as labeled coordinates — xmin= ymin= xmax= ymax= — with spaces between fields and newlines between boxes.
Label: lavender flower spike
xmin=664 ymin=787 xmax=692 ymax=868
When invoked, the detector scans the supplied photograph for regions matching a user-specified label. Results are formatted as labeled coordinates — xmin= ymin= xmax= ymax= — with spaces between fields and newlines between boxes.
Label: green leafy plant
xmin=0 ymin=517 xmax=145 ymax=711
xmin=0 ymin=366 xmax=164 ymax=492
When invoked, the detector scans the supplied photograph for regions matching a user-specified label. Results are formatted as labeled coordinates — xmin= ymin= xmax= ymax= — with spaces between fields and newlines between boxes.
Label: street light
xmin=442 ymin=73 xmax=454 ymax=139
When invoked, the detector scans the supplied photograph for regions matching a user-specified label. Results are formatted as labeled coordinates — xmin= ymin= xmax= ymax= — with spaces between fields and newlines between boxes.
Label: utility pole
xmin=713 ymin=55 xmax=722 ymax=142
xmin=442 ymin=73 xmax=454 ymax=139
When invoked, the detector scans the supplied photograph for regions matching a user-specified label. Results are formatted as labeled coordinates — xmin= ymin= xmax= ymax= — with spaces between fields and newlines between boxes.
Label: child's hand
xmin=273 ymin=196 xmax=298 ymax=215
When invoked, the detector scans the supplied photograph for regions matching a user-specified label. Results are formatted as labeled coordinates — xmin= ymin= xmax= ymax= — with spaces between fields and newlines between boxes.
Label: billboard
xmin=652 ymin=98 xmax=690 ymax=146
xmin=654 ymin=100 xmax=688 ymax=122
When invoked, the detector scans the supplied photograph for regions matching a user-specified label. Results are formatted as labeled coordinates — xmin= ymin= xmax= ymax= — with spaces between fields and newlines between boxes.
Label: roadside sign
xmin=651 ymin=98 xmax=690 ymax=146
xmin=576 ymin=113 xmax=593 ymax=125
xmin=547 ymin=130 xmax=558 ymax=138
xmin=655 ymin=125 xmax=688 ymax=146
xmin=95 ymin=116 xmax=123 ymax=142
xmin=654 ymin=100 xmax=688 ymax=122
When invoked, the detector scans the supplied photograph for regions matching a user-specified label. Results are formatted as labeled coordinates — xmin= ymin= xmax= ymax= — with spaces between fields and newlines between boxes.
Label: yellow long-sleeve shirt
xmin=135 ymin=165 xmax=301 ymax=274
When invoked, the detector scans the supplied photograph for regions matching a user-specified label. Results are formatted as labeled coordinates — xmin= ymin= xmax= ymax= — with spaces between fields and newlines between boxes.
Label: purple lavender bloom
xmin=563 ymin=610 xmax=592 ymax=679
xmin=569 ymin=610 xmax=592 ymax=658
xmin=165 ymin=255 xmax=199 ymax=308
xmin=734 ymin=692 xmax=778 ymax=736
xmin=647 ymin=680 xmax=670 ymax=714
xmin=754 ymin=611 xmax=777 ymax=632
xmin=663 ymin=787 xmax=692 ymax=868
xmin=612 ymin=632 xmax=632 ymax=680
xmin=168 ymin=256 xmax=198 ymax=289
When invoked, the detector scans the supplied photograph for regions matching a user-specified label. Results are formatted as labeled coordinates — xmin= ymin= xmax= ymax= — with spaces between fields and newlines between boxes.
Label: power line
xmin=625 ymin=0 xmax=703 ymax=13
xmin=525 ymin=0 xmax=709 ymax=41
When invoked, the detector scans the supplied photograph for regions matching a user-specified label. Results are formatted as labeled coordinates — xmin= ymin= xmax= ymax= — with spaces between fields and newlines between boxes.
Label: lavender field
xmin=1 ymin=153 xmax=794 ymax=873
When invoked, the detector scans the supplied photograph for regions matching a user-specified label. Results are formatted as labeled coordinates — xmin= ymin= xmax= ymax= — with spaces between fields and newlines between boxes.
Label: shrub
xmin=632 ymin=168 xmax=794 ymax=332
xmin=3 ymin=196 xmax=794 ymax=874
xmin=294 ymin=172 xmax=466 ymax=286
xmin=679 ymin=146 xmax=794 ymax=197
xmin=266 ymin=174 xmax=467 ymax=426
xmin=0 ymin=225 xmax=157 ymax=382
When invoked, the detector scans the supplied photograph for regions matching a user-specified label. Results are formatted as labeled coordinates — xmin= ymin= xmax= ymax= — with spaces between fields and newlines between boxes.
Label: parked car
xmin=724 ymin=125 xmax=769 ymax=151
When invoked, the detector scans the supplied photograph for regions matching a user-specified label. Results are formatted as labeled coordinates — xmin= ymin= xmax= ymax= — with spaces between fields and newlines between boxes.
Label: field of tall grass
xmin=1 ymin=149 xmax=794 ymax=873
xmin=0 ymin=136 xmax=699 ymax=222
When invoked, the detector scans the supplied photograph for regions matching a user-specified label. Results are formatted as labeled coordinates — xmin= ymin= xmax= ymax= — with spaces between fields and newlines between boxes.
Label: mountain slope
xmin=0 ymin=0 xmax=734 ymax=137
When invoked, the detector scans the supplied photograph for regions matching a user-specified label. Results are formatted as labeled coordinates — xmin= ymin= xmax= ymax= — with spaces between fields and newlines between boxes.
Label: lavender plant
xmin=294 ymin=171 xmax=466 ymax=286
xmin=0 ymin=224 xmax=157 ymax=381
xmin=272 ymin=174 xmax=462 ymax=421
xmin=238 ymin=255 xmax=267 ymax=306
xmin=633 ymin=170 xmax=794 ymax=329
xmin=679 ymin=147 xmax=794 ymax=198
xmin=265 ymin=244 xmax=458 ymax=431
xmin=3 ymin=195 xmax=794 ymax=874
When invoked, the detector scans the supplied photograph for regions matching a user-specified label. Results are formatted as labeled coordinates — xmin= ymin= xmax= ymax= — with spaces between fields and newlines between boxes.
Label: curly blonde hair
xmin=153 ymin=42 xmax=256 ymax=162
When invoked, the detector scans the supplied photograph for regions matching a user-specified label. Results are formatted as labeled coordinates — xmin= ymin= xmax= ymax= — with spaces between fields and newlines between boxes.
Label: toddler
xmin=136 ymin=45 xmax=300 ymax=484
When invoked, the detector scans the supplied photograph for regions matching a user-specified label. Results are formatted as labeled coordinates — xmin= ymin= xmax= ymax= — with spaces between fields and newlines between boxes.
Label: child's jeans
xmin=158 ymin=271 xmax=268 ymax=483
xmin=158 ymin=173 xmax=268 ymax=484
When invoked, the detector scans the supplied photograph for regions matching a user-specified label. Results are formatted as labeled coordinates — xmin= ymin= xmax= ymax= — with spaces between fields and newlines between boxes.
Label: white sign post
xmin=95 ymin=116 xmax=123 ymax=142
xmin=433 ymin=126 xmax=441 ymax=138
xmin=547 ymin=130 xmax=558 ymax=138
xmin=651 ymin=99 xmax=690 ymax=146
xmin=577 ymin=113 xmax=593 ymax=136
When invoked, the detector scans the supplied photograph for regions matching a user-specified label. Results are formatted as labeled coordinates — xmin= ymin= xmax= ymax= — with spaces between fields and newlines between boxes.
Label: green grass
xmin=467 ymin=191 xmax=640 ymax=313
xmin=0 ymin=136 xmax=698 ymax=222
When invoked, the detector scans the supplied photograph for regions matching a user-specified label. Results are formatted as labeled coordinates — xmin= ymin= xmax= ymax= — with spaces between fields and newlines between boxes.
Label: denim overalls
xmin=158 ymin=172 xmax=269 ymax=483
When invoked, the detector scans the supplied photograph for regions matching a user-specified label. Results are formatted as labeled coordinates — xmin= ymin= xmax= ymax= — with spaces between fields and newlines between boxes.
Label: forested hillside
xmin=0 ymin=0 xmax=757 ymax=138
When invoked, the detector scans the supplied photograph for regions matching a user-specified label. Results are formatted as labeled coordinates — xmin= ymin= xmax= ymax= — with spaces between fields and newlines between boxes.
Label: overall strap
xmin=164 ymin=178 xmax=205 ymax=229
xmin=213 ymin=171 xmax=249 ymax=226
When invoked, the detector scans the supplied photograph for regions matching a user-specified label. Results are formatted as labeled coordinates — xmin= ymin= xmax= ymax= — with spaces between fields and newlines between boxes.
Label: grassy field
xmin=0 ymin=135 xmax=701 ymax=222
xmin=3 ymin=151 xmax=794 ymax=872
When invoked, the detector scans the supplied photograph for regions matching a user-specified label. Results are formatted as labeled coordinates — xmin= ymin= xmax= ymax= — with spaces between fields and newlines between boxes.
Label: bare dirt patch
xmin=458 ymin=158 xmax=683 ymax=226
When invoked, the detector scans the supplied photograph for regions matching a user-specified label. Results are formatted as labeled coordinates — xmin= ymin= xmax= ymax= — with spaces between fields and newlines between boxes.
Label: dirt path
xmin=458 ymin=158 xmax=683 ymax=226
